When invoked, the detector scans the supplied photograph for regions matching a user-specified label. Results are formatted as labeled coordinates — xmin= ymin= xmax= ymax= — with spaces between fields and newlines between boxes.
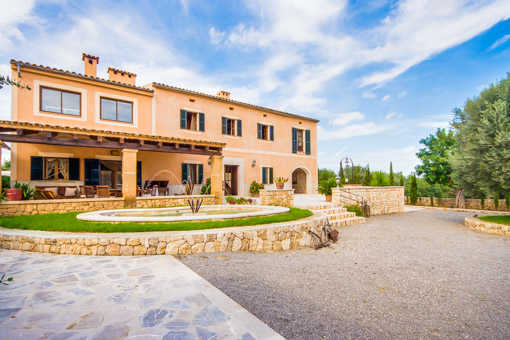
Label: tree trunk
xmin=455 ymin=188 xmax=465 ymax=209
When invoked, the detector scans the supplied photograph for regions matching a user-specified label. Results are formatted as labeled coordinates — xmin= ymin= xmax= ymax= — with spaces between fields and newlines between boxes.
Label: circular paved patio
xmin=182 ymin=208 xmax=510 ymax=339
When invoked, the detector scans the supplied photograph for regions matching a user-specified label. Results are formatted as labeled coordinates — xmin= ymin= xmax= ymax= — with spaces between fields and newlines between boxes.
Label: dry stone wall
xmin=0 ymin=215 xmax=330 ymax=255
xmin=464 ymin=216 xmax=510 ymax=236
xmin=332 ymin=186 xmax=404 ymax=215
xmin=259 ymin=189 xmax=294 ymax=207
xmin=408 ymin=197 xmax=509 ymax=211
xmin=0 ymin=195 xmax=216 ymax=216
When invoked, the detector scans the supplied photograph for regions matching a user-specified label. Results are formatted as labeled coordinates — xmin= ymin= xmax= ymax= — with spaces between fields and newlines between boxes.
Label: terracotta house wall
xmin=10 ymin=61 xmax=318 ymax=195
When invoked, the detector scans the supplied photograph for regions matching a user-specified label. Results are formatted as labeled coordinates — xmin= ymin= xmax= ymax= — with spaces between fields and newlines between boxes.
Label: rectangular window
xmin=297 ymin=129 xmax=304 ymax=152
xmin=261 ymin=167 xmax=273 ymax=185
xmin=257 ymin=123 xmax=274 ymax=141
xmin=222 ymin=117 xmax=241 ymax=136
xmin=40 ymin=87 xmax=81 ymax=116
xmin=41 ymin=158 xmax=71 ymax=180
xmin=100 ymin=97 xmax=133 ymax=123
xmin=182 ymin=163 xmax=203 ymax=184
xmin=180 ymin=110 xmax=205 ymax=131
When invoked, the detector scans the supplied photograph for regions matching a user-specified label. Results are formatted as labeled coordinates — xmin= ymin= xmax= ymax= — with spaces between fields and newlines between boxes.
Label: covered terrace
xmin=0 ymin=120 xmax=225 ymax=207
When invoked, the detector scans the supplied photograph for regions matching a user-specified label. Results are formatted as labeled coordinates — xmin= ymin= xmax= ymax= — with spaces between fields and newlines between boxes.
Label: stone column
xmin=210 ymin=155 xmax=223 ymax=204
xmin=121 ymin=149 xmax=138 ymax=208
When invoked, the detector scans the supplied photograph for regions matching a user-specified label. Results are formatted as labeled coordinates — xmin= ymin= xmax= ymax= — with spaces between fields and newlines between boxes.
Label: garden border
xmin=0 ymin=214 xmax=332 ymax=256
xmin=464 ymin=216 xmax=510 ymax=236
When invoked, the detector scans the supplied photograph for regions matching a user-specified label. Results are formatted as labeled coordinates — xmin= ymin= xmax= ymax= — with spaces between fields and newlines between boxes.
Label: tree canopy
xmin=415 ymin=128 xmax=456 ymax=186
xmin=452 ymin=75 xmax=510 ymax=197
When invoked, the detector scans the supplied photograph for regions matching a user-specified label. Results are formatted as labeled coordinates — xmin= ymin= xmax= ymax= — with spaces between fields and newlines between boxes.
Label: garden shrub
xmin=345 ymin=204 xmax=363 ymax=217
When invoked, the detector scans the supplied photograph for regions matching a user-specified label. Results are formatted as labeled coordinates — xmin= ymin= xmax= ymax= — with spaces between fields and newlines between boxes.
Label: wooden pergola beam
xmin=0 ymin=133 xmax=221 ymax=155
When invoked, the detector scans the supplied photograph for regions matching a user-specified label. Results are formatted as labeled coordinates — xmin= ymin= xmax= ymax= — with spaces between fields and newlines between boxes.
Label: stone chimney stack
xmin=82 ymin=53 xmax=99 ymax=78
xmin=107 ymin=67 xmax=137 ymax=86
xmin=217 ymin=90 xmax=231 ymax=100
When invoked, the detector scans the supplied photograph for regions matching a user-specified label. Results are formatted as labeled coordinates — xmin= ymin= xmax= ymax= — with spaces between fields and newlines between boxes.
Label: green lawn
xmin=0 ymin=208 xmax=313 ymax=233
xmin=478 ymin=215 xmax=510 ymax=226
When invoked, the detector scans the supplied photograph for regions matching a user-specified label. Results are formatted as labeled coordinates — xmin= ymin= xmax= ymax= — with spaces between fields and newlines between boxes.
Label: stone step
xmin=311 ymin=207 xmax=348 ymax=214
xmin=324 ymin=212 xmax=357 ymax=220
xmin=330 ymin=216 xmax=366 ymax=227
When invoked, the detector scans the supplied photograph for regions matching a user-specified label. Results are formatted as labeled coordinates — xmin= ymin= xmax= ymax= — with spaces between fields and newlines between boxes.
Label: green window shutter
xmin=198 ymin=164 xmax=203 ymax=184
xmin=269 ymin=167 xmax=273 ymax=184
xmin=222 ymin=117 xmax=227 ymax=134
xmin=269 ymin=125 xmax=274 ymax=141
xmin=30 ymin=156 xmax=43 ymax=180
xmin=292 ymin=128 xmax=298 ymax=153
xmin=262 ymin=167 xmax=267 ymax=184
xmin=181 ymin=163 xmax=188 ymax=184
xmin=257 ymin=123 xmax=262 ymax=139
xmin=237 ymin=119 xmax=242 ymax=136
xmin=180 ymin=110 xmax=187 ymax=129
xmin=305 ymin=129 xmax=311 ymax=155
xmin=69 ymin=158 xmax=80 ymax=181
xmin=137 ymin=161 xmax=142 ymax=187
xmin=199 ymin=113 xmax=205 ymax=132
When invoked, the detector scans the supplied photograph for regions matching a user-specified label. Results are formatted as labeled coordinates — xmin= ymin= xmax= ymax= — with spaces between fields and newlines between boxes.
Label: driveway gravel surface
xmin=182 ymin=208 xmax=510 ymax=339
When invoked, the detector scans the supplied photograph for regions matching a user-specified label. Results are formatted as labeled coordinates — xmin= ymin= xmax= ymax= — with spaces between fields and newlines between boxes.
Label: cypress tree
xmin=409 ymin=174 xmax=418 ymax=205
xmin=389 ymin=162 xmax=394 ymax=186
xmin=362 ymin=166 xmax=371 ymax=186
xmin=399 ymin=174 xmax=404 ymax=186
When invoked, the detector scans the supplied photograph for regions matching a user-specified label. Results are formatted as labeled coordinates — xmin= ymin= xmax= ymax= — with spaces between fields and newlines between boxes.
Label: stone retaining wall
xmin=464 ymin=216 xmax=510 ymax=236
xmin=0 ymin=195 xmax=216 ymax=216
xmin=0 ymin=215 xmax=329 ymax=255
xmin=408 ymin=197 xmax=509 ymax=211
xmin=332 ymin=186 xmax=404 ymax=215
xmin=259 ymin=189 xmax=294 ymax=207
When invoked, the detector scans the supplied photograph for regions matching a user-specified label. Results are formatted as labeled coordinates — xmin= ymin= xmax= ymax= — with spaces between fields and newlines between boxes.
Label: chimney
xmin=217 ymin=90 xmax=230 ymax=100
xmin=82 ymin=53 xmax=99 ymax=77
xmin=107 ymin=67 xmax=137 ymax=86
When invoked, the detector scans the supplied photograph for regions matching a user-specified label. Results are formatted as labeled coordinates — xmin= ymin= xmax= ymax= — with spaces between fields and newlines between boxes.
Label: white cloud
xmin=489 ymin=34 xmax=510 ymax=50
xmin=209 ymin=27 xmax=225 ymax=45
xmin=318 ymin=122 xmax=392 ymax=140
xmin=385 ymin=112 xmax=397 ymax=119
xmin=381 ymin=94 xmax=390 ymax=101
xmin=212 ymin=0 xmax=510 ymax=113
xmin=330 ymin=112 xmax=364 ymax=126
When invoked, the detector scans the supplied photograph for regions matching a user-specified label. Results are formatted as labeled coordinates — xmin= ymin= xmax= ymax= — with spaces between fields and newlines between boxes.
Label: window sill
xmin=181 ymin=129 xmax=205 ymax=134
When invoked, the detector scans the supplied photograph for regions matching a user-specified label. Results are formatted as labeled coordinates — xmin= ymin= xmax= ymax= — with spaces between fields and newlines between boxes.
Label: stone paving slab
xmin=0 ymin=249 xmax=283 ymax=340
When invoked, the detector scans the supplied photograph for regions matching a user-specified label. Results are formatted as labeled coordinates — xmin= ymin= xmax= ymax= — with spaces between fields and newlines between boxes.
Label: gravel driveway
xmin=182 ymin=208 xmax=510 ymax=339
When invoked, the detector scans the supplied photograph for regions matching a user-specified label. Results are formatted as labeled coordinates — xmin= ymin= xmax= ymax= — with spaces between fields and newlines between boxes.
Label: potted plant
xmin=5 ymin=183 xmax=22 ymax=201
xmin=249 ymin=181 xmax=264 ymax=197
xmin=318 ymin=177 xmax=337 ymax=202
xmin=274 ymin=177 xmax=288 ymax=189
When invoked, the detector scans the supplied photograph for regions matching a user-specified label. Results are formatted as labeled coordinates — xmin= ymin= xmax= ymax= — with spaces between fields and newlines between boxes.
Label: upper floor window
xmin=257 ymin=123 xmax=274 ymax=141
xmin=222 ymin=117 xmax=242 ymax=137
xmin=40 ymin=87 xmax=81 ymax=116
xmin=292 ymin=128 xmax=311 ymax=155
xmin=100 ymin=97 xmax=133 ymax=123
xmin=180 ymin=110 xmax=205 ymax=131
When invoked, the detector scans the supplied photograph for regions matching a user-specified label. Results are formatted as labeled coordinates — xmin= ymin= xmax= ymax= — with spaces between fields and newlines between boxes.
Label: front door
xmin=224 ymin=165 xmax=238 ymax=195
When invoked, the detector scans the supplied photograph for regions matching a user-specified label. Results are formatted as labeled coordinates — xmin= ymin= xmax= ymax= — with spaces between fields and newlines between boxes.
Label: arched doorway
xmin=292 ymin=168 xmax=307 ymax=194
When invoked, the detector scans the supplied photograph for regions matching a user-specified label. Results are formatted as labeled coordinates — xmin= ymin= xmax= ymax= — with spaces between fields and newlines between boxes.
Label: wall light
xmin=251 ymin=160 xmax=256 ymax=167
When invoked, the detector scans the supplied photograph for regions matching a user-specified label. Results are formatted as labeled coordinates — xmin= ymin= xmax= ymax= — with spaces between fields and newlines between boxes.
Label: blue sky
xmin=1 ymin=0 xmax=510 ymax=174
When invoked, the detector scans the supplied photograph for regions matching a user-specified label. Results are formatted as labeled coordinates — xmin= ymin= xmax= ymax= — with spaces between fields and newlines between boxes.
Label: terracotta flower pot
xmin=6 ymin=188 xmax=22 ymax=201
xmin=325 ymin=194 xmax=332 ymax=202
xmin=276 ymin=182 xmax=284 ymax=190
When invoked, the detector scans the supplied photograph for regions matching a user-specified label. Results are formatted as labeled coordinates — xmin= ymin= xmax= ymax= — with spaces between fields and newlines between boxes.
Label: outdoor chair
xmin=96 ymin=185 xmax=110 ymax=198
xmin=82 ymin=185 xmax=96 ymax=198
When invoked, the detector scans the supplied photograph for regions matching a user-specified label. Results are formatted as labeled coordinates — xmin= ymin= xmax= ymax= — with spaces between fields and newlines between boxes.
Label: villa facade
xmin=6 ymin=54 xmax=318 ymax=203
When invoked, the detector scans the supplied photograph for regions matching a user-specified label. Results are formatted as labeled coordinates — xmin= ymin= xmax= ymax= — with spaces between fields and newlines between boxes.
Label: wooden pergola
xmin=0 ymin=120 xmax=225 ymax=206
